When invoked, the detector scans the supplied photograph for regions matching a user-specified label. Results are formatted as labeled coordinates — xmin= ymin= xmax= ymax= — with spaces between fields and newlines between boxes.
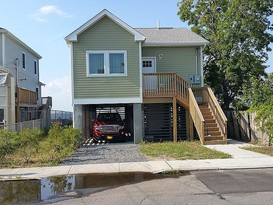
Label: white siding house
xmin=0 ymin=28 xmax=43 ymax=124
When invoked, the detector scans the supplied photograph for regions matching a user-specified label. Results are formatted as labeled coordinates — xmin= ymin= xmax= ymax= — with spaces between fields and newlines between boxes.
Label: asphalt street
xmin=52 ymin=168 xmax=273 ymax=205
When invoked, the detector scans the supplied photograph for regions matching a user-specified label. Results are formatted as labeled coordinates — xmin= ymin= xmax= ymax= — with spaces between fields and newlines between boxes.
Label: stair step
xmin=206 ymin=128 xmax=220 ymax=133
xmin=207 ymin=131 xmax=221 ymax=135
xmin=205 ymin=123 xmax=218 ymax=127
xmin=203 ymin=115 xmax=214 ymax=120
xmin=205 ymin=136 xmax=223 ymax=141
xmin=200 ymin=109 xmax=211 ymax=113
xmin=205 ymin=119 xmax=216 ymax=123
xmin=203 ymin=140 xmax=227 ymax=145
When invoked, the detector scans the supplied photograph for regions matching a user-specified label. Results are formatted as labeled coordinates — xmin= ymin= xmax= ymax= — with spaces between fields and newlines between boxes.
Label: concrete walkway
xmin=1 ymin=140 xmax=273 ymax=180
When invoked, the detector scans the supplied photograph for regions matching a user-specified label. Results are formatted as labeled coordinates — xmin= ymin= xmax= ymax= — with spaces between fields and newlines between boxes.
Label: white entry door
xmin=142 ymin=57 xmax=156 ymax=90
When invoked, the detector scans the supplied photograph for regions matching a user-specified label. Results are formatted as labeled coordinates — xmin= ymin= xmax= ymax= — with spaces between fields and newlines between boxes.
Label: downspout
xmin=200 ymin=46 xmax=204 ymax=87
xmin=2 ymin=33 xmax=5 ymax=67
xmin=195 ymin=48 xmax=198 ymax=75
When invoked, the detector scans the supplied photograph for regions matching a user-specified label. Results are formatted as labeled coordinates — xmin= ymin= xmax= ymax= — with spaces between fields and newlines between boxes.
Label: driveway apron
xmin=61 ymin=142 xmax=147 ymax=165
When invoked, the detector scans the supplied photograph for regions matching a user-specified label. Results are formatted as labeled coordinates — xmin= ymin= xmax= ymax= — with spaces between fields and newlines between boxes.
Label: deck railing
xmin=143 ymin=73 xmax=189 ymax=107
xmin=17 ymin=88 xmax=37 ymax=105
xmin=189 ymin=88 xmax=205 ymax=143
xmin=192 ymin=87 xmax=227 ymax=141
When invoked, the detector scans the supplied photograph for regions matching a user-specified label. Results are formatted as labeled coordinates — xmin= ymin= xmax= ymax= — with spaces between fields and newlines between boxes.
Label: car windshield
xmin=97 ymin=113 xmax=122 ymax=122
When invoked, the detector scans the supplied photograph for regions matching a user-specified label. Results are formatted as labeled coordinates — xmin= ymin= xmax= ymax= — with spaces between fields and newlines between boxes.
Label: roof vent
xmin=157 ymin=20 xmax=160 ymax=29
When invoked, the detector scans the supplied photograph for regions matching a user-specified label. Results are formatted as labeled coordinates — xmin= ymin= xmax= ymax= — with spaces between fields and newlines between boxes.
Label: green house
xmin=65 ymin=9 xmax=227 ymax=145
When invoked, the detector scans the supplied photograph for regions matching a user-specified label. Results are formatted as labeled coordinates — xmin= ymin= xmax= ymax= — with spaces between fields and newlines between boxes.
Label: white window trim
xmin=34 ymin=60 xmax=37 ymax=75
xmin=22 ymin=52 xmax=26 ymax=70
xmin=86 ymin=50 xmax=127 ymax=77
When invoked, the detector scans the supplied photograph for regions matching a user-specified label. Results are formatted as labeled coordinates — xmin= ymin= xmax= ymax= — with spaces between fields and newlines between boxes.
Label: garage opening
xmin=82 ymin=104 xmax=134 ymax=142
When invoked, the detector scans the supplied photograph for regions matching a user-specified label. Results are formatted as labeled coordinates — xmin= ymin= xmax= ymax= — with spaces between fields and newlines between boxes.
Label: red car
xmin=92 ymin=113 xmax=127 ymax=142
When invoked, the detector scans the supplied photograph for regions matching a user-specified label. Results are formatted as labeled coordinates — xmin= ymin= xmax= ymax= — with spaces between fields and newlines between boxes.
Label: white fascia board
xmin=142 ymin=41 xmax=209 ymax=47
xmin=73 ymin=97 xmax=142 ymax=105
xmin=65 ymin=9 xmax=145 ymax=42
xmin=139 ymin=42 xmax=143 ymax=103
xmin=0 ymin=28 xmax=42 ymax=59
xmin=69 ymin=43 xmax=75 ymax=105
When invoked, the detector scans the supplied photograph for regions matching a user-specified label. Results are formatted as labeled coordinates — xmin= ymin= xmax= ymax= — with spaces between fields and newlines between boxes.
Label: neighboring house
xmin=0 ymin=28 xmax=45 ymax=126
xmin=65 ymin=9 xmax=227 ymax=145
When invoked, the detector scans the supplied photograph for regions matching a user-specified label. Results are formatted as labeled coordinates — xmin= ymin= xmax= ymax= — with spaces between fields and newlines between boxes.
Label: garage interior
xmin=81 ymin=102 xmax=197 ymax=143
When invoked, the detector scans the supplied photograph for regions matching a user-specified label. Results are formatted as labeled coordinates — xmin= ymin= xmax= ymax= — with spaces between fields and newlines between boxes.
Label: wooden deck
xmin=143 ymin=73 xmax=227 ymax=144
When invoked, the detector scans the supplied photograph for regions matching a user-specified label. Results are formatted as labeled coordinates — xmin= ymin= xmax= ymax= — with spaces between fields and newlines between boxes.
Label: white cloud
xmin=32 ymin=5 xmax=70 ymax=22
xmin=42 ymin=76 xmax=72 ymax=111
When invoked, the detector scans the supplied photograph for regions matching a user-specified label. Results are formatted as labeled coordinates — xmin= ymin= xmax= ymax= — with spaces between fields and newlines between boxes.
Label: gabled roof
xmin=136 ymin=28 xmax=208 ymax=47
xmin=65 ymin=9 xmax=146 ymax=42
xmin=0 ymin=28 xmax=42 ymax=59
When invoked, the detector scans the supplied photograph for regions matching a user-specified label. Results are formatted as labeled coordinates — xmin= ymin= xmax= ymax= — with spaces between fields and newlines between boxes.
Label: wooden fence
xmin=225 ymin=111 xmax=269 ymax=145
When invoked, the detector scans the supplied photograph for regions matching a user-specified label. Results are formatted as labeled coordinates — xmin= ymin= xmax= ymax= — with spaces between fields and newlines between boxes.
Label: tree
xmin=242 ymin=74 xmax=273 ymax=145
xmin=178 ymin=0 xmax=273 ymax=109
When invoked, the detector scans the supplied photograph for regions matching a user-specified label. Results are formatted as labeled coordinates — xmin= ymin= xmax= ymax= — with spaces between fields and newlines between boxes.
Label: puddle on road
xmin=0 ymin=171 xmax=189 ymax=204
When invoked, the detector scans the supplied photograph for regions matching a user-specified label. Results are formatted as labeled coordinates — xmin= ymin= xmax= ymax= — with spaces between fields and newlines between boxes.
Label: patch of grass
xmin=241 ymin=146 xmax=273 ymax=156
xmin=140 ymin=141 xmax=231 ymax=160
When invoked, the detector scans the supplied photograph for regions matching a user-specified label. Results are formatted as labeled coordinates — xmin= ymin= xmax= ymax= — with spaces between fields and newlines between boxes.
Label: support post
xmin=186 ymin=109 xmax=194 ymax=141
xmin=186 ymin=110 xmax=190 ymax=140
xmin=189 ymin=113 xmax=194 ymax=141
xmin=16 ymin=88 xmax=20 ymax=122
xmin=133 ymin=103 xmax=143 ymax=144
xmin=173 ymin=97 xmax=177 ymax=143
xmin=73 ymin=104 xmax=83 ymax=131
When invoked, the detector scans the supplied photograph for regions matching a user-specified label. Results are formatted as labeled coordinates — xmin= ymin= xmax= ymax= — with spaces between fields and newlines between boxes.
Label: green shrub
xmin=17 ymin=128 xmax=42 ymax=164
xmin=41 ymin=125 xmax=81 ymax=164
xmin=0 ymin=129 xmax=18 ymax=164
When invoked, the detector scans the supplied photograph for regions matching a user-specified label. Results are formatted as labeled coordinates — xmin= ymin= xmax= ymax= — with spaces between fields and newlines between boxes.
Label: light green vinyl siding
xmin=142 ymin=47 xmax=200 ymax=81
xmin=73 ymin=16 xmax=140 ymax=99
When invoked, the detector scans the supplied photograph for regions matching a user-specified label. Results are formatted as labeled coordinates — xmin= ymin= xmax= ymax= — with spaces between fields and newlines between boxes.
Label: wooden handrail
xmin=143 ymin=73 xmax=176 ymax=97
xmin=176 ymin=75 xmax=189 ymax=107
xmin=143 ymin=73 xmax=190 ymax=108
xmin=207 ymin=87 xmax=227 ymax=122
xmin=189 ymin=88 xmax=205 ymax=144
xmin=206 ymin=87 xmax=228 ymax=141
xmin=192 ymin=86 xmax=227 ymax=141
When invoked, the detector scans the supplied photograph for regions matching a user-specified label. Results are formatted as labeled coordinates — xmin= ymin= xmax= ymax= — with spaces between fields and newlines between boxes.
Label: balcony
xmin=16 ymin=88 xmax=37 ymax=106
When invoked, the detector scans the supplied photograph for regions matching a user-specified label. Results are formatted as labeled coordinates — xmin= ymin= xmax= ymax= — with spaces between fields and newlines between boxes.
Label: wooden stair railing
xmin=206 ymin=87 xmax=228 ymax=142
xmin=188 ymin=88 xmax=205 ymax=144
xmin=143 ymin=73 xmax=227 ymax=144
xmin=192 ymin=87 xmax=228 ymax=144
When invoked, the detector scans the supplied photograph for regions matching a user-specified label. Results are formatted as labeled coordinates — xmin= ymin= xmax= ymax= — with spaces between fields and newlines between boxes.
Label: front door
xmin=0 ymin=108 xmax=4 ymax=127
xmin=142 ymin=57 xmax=156 ymax=90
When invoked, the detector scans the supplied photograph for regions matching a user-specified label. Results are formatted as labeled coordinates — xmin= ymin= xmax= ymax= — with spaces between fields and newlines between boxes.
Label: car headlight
xmin=95 ymin=126 xmax=102 ymax=131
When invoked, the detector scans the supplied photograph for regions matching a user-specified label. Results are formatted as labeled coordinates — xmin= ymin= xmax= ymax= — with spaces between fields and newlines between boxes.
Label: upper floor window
xmin=34 ymin=60 xmax=37 ymax=75
xmin=22 ymin=52 xmax=26 ymax=69
xmin=86 ymin=50 xmax=127 ymax=77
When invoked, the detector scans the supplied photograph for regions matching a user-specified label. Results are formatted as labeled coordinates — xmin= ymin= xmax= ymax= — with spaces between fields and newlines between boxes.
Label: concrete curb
xmin=1 ymin=158 xmax=273 ymax=180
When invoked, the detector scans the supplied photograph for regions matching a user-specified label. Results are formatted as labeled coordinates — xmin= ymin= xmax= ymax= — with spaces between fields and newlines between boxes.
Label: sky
xmin=1 ymin=0 xmax=273 ymax=111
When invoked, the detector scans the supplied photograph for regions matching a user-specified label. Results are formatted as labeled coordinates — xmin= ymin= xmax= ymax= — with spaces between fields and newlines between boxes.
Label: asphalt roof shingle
xmin=135 ymin=28 xmax=208 ymax=46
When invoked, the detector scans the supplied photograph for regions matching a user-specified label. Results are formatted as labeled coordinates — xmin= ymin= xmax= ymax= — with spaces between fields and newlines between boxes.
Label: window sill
xmin=87 ymin=74 xmax=127 ymax=77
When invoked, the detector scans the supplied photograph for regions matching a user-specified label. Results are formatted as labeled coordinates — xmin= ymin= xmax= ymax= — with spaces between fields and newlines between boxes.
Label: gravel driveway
xmin=61 ymin=142 xmax=147 ymax=165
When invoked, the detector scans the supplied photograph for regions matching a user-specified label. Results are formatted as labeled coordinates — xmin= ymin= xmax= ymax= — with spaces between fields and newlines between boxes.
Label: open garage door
xmin=82 ymin=104 xmax=134 ymax=142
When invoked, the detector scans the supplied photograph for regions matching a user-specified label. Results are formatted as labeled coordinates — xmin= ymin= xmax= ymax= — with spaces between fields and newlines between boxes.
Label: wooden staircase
xmin=199 ymin=104 xmax=226 ymax=145
xmin=142 ymin=73 xmax=227 ymax=145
